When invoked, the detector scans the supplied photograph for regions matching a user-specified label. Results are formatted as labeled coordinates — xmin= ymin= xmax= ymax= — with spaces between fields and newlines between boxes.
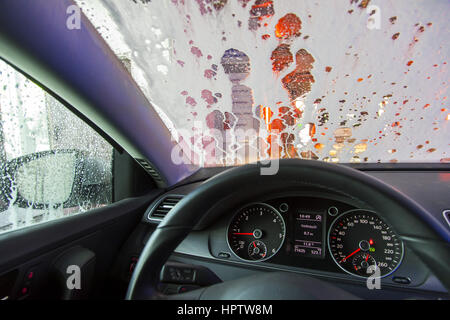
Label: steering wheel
xmin=126 ymin=159 xmax=450 ymax=299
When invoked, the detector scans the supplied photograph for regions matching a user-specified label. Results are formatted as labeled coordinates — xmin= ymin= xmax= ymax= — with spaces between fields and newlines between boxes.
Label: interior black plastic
xmin=0 ymin=192 xmax=160 ymax=299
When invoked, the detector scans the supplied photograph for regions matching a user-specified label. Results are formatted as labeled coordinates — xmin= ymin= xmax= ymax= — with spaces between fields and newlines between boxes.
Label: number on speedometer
xmin=328 ymin=210 xmax=404 ymax=278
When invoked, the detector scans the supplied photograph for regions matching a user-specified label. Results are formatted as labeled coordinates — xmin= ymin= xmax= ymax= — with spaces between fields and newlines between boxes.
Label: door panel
xmin=0 ymin=191 xmax=160 ymax=300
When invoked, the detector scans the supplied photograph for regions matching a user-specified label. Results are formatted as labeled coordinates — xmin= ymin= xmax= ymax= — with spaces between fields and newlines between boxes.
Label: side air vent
xmin=148 ymin=195 xmax=184 ymax=221
xmin=135 ymin=158 xmax=164 ymax=184
xmin=443 ymin=210 xmax=450 ymax=228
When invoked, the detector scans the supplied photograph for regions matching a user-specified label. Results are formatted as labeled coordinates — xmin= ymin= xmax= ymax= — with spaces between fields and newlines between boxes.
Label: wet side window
xmin=0 ymin=60 xmax=113 ymax=235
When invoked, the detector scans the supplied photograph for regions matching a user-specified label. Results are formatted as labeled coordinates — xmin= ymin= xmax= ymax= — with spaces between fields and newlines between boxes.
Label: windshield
xmin=76 ymin=0 xmax=449 ymax=166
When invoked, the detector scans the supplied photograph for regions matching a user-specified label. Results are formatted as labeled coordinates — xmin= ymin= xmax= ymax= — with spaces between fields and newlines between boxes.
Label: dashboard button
xmin=164 ymin=266 xmax=196 ymax=283
xmin=178 ymin=285 xmax=199 ymax=293
xmin=181 ymin=268 xmax=195 ymax=282
xmin=19 ymin=286 xmax=30 ymax=298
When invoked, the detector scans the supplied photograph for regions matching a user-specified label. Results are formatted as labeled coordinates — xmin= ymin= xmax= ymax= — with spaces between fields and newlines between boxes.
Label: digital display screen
xmin=293 ymin=213 xmax=324 ymax=259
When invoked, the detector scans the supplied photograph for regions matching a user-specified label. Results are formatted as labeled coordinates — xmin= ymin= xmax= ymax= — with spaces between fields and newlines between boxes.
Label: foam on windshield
xmin=75 ymin=0 xmax=449 ymax=166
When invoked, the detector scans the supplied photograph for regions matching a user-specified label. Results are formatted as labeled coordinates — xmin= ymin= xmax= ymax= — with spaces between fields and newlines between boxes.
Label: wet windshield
xmin=76 ymin=0 xmax=449 ymax=166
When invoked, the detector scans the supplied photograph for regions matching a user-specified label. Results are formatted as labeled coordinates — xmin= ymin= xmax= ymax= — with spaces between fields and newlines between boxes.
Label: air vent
xmin=443 ymin=210 xmax=450 ymax=228
xmin=148 ymin=195 xmax=184 ymax=221
xmin=135 ymin=158 xmax=163 ymax=184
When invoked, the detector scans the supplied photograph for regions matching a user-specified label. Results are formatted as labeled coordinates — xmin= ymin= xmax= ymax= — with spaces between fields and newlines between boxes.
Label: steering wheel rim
xmin=126 ymin=159 xmax=450 ymax=299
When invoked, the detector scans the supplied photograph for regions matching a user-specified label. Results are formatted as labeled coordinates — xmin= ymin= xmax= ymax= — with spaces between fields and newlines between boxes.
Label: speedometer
xmin=227 ymin=203 xmax=286 ymax=262
xmin=328 ymin=210 xmax=404 ymax=278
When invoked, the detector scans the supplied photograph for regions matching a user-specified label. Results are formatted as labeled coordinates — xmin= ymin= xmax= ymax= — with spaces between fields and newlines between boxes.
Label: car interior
xmin=0 ymin=0 xmax=449 ymax=301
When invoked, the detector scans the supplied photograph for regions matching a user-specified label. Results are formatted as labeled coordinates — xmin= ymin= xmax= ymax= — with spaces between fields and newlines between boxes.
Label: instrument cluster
xmin=226 ymin=197 xmax=404 ymax=278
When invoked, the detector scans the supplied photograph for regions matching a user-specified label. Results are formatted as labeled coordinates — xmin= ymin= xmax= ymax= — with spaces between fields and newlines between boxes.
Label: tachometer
xmin=328 ymin=210 xmax=404 ymax=278
xmin=227 ymin=203 xmax=286 ymax=262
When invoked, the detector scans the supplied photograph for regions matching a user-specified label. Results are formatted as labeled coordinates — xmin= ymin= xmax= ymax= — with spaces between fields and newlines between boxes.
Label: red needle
xmin=340 ymin=248 xmax=361 ymax=263
xmin=233 ymin=233 xmax=253 ymax=235
xmin=365 ymin=254 xmax=370 ymax=262
xmin=253 ymin=241 xmax=257 ymax=248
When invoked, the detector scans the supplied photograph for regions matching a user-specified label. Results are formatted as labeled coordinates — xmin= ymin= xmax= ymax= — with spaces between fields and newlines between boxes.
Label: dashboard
xmin=144 ymin=191 xmax=435 ymax=291
xmin=133 ymin=169 xmax=450 ymax=298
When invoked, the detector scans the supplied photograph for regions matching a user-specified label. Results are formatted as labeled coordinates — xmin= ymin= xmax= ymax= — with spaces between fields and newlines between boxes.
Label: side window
xmin=0 ymin=59 xmax=113 ymax=234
